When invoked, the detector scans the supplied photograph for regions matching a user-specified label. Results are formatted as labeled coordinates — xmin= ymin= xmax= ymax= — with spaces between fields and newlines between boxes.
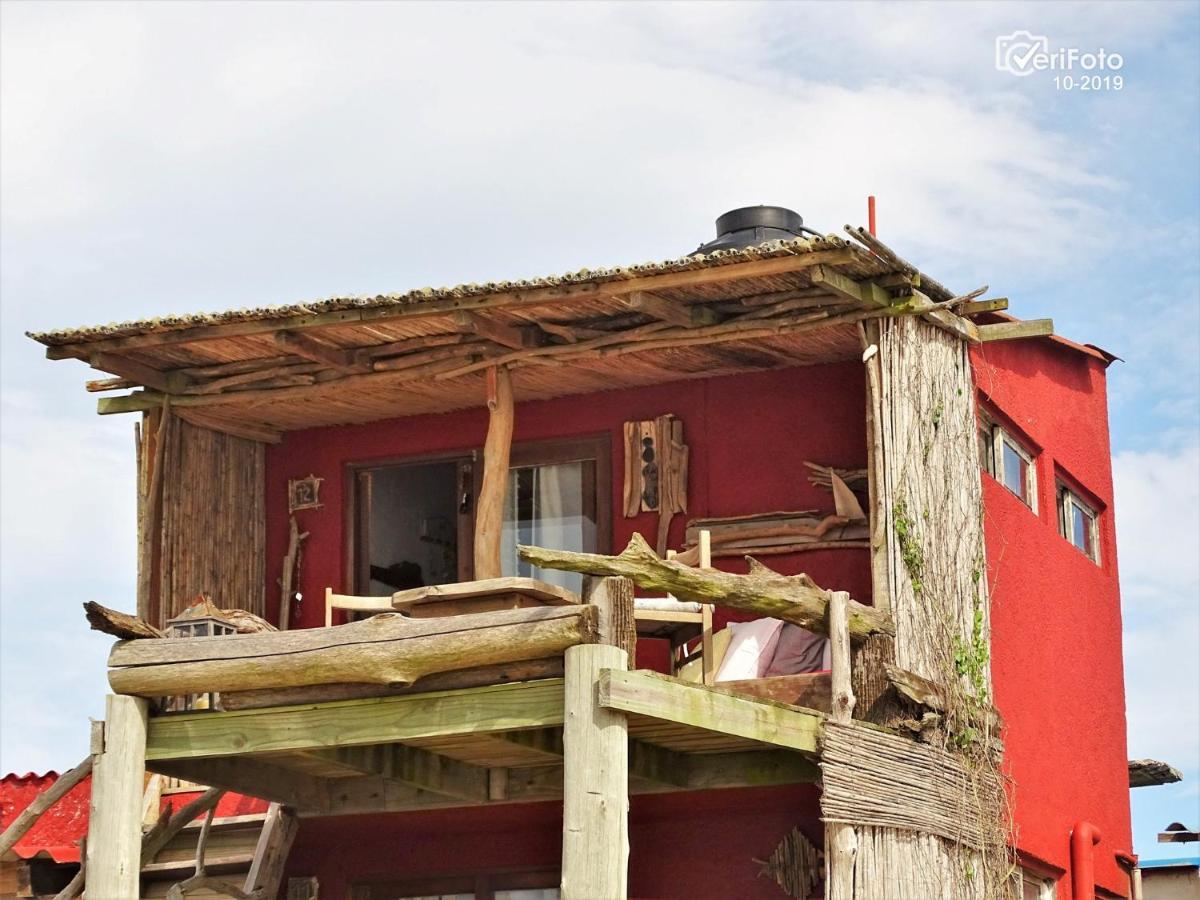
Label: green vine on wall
xmin=892 ymin=498 xmax=924 ymax=595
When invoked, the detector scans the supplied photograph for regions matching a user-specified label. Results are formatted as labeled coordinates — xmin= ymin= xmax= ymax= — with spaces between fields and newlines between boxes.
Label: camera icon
xmin=996 ymin=31 xmax=1048 ymax=76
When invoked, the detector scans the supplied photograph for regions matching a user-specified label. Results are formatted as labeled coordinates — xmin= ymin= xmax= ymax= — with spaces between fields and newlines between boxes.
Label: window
xmin=1057 ymin=483 xmax=1100 ymax=563
xmin=979 ymin=415 xmax=1038 ymax=511
xmin=1014 ymin=865 xmax=1057 ymax=900
xmin=351 ymin=436 xmax=609 ymax=594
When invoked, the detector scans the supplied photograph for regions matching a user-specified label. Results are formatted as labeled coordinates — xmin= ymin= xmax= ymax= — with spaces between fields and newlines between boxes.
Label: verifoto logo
xmin=996 ymin=31 xmax=1049 ymax=76
xmin=995 ymin=31 xmax=1124 ymax=77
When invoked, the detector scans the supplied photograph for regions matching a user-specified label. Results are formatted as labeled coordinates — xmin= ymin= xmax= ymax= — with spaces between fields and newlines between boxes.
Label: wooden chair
xmin=324 ymin=588 xmax=393 ymax=627
xmin=633 ymin=531 xmax=716 ymax=684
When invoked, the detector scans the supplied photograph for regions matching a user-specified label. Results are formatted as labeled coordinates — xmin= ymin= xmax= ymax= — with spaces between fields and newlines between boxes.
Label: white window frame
xmin=987 ymin=422 xmax=1038 ymax=512
xmin=1058 ymin=484 xmax=1100 ymax=564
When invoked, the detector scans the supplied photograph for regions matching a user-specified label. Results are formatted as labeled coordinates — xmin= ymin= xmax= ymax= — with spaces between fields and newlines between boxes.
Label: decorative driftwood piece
xmin=1129 ymin=759 xmax=1184 ymax=788
xmin=0 ymin=757 xmax=93 ymax=856
xmin=84 ymin=601 xmax=166 ymax=640
xmin=622 ymin=414 xmax=688 ymax=554
xmin=172 ymin=595 xmax=277 ymax=634
xmin=278 ymin=516 xmax=309 ymax=631
xmin=676 ymin=509 xmax=868 ymax=565
xmin=141 ymin=787 xmax=225 ymax=864
xmin=108 ymin=605 xmax=599 ymax=697
xmin=755 ymin=827 xmax=821 ymax=899
xmin=519 ymin=533 xmax=891 ymax=640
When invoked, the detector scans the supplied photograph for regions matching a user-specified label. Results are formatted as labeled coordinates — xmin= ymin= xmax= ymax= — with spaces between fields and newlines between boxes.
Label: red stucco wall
xmin=973 ymin=339 xmax=1132 ymax=897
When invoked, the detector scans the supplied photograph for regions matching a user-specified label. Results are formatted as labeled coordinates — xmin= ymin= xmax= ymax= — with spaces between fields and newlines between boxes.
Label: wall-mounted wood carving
xmin=622 ymin=414 xmax=688 ymax=555
xmin=755 ymin=826 xmax=822 ymax=898
xmin=287 ymin=474 xmax=324 ymax=512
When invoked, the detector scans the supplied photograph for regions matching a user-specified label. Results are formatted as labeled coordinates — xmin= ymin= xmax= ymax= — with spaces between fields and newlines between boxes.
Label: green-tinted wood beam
xmin=146 ymin=680 xmax=565 ymax=762
xmin=978 ymin=318 xmax=1054 ymax=342
xmin=598 ymin=669 xmax=822 ymax=755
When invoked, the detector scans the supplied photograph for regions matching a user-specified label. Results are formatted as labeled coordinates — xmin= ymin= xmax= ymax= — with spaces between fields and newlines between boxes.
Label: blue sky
xmin=1 ymin=0 xmax=1197 ymax=861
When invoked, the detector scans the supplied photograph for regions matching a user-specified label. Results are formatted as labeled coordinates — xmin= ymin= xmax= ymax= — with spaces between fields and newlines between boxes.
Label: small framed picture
xmin=288 ymin=474 xmax=324 ymax=512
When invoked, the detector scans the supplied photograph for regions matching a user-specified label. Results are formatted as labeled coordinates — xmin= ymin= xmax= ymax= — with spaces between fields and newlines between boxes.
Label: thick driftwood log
xmin=85 ymin=601 xmax=166 ymax=639
xmin=0 ymin=757 xmax=93 ymax=856
xmin=519 ymin=533 xmax=891 ymax=641
xmin=108 ymin=605 xmax=598 ymax=697
xmin=475 ymin=366 xmax=514 ymax=579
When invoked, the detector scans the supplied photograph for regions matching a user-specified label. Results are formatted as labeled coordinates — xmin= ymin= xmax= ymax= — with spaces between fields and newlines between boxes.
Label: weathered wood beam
xmin=47 ymin=249 xmax=862 ymax=360
xmin=519 ymin=532 xmax=891 ymax=640
xmin=809 ymin=265 xmax=894 ymax=308
xmin=826 ymin=593 xmax=857 ymax=900
xmin=957 ymin=298 xmax=1009 ymax=316
xmin=304 ymin=744 xmax=489 ymax=802
xmin=627 ymin=291 xmax=720 ymax=328
xmin=148 ymin=758 xmax=323 ymax=810
xmin=598 ymin=669 xmax=822 ymax=754
xmin=474 ymin=366 xmax=514 ymax=579
xmin=90 ymin=352 xmax=191 ymax=394
xmin=978 ymin=318 xmax=1054 ymax=342
xmin=218 ymin=657 xmax=565 ymax=711
xmin=146 ymin=679 xmax=566 ymax=761
xmin=242 ymin=803 xmax=298 ymax=899
xmin=561 ymin=643 xmax=629 ymax=900
xmin=912 ymin=290 xmax=981 ymax=342
xmin=173 ymin=408 xmax=283 ymax=444
xmin=273 ymin=330 xmax=362 ymax=371
xmin=108 ymin=604 xmax=597 ymax=697
xmin=454 ymin=311 xmax=543 ymax=350
xmin=87 ymin=375 xmax=137 ymax=392
xmin=0 ymin=756 xmax=93 ymax=856
xmin=87 ymin=695 xmax=148 ymax=898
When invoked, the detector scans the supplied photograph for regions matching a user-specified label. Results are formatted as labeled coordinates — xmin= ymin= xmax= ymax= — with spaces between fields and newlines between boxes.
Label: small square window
xmin=981 ymin=419 xmax=1037 ymax=512
xmin=1058 ymin=484 xmax=1100 ymax=563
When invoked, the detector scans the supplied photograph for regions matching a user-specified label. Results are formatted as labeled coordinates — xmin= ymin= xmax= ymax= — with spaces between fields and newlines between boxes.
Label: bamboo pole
xmin=474 ymin=366 xmax=514 ymax=580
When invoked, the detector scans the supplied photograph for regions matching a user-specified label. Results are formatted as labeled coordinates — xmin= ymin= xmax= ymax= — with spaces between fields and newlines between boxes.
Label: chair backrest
xmin=324 ymin=587 xmax=393 ymax=627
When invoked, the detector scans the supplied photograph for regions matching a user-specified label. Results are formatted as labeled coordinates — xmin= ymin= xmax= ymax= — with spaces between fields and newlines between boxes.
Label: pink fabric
xmin=714 ymin=618 xmax=784 ymax=682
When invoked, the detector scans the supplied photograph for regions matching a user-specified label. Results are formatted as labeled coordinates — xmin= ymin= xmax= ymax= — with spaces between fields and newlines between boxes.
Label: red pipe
xmin=868 ymin=195 xmax=877 ymax=236
xmin=1071 ymin=820 xmax=1102 ymax=900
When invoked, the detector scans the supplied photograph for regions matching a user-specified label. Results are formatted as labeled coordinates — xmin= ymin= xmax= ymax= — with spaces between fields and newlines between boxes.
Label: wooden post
xmin=87 ymin=694 xmax=149 ymax=898
xmin=826 ymin=590 xmax=858 ymax=900
xmin=561 ymin=643 xmax=629 ymax=899
xmin=474 ymin=366 xmax=514 ymax=580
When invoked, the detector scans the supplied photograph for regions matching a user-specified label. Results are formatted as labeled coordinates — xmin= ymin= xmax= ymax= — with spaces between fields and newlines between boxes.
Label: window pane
xmin=1072 ymin=501 xmax=1094 ymax=557
xmin=501 ymin=461 xmax=597 ymax=593
xmin=1002 ymin=441 xmax=1028 ymax=502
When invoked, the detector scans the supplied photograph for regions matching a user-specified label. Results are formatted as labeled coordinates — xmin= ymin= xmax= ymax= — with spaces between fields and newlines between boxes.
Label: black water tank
xmin=691 ymin=205 xmax=813 ymax=255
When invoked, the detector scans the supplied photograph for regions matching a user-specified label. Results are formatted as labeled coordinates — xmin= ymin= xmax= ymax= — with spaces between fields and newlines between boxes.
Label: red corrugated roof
xmin=0 ymin=771 xmax=90 ymax=863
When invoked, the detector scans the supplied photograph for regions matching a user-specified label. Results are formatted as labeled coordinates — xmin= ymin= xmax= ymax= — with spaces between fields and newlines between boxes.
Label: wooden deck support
xmin=825 ymin=590 xmax=858 ymax=900
xmin=561 ymin=643 xmax=629 ymax=900
xmin=86 ymin=694 xmax=149 ymax=898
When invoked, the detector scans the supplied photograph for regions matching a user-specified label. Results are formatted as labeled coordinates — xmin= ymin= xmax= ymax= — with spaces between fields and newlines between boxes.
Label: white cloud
xmin=1115 ymin=444 xmax=1200 ymax=768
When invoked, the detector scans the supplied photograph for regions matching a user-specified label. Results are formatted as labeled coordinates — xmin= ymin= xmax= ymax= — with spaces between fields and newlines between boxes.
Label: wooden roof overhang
xmin=29 ymin=228 xmax=1044 ymax=442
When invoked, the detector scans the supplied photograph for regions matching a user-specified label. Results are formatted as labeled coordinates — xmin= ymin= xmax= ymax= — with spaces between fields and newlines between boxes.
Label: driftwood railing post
xmin=561 ymin=576 xmax=632 ymax=899
xmin=474 ymin=365 xmax=514 ymax=580
xmin=826 ymin=590 xmax=858 ymax=900
xmin=87 ymin=694 xmax=149 ymax=898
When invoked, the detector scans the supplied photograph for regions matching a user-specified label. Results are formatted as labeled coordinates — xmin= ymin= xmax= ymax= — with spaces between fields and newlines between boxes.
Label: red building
xmin=13 ymin=207 xmax=1134 ymax=898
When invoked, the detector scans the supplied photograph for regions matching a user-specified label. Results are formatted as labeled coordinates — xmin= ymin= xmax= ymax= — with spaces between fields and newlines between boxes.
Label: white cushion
xmin=714 ymin=617 xmax=785 ymax=682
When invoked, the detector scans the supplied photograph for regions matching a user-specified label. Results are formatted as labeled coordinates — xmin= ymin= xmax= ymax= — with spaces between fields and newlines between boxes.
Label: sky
xmin=1 ymin=0 xmax=1198 ymax=862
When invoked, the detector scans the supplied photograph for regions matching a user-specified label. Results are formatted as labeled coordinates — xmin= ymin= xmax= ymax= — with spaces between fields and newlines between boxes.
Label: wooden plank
xmin=87 ymin=695 xmax=149 ymax=898
xmin=809 ymin=265 xmax=892 ymax=308
xmin=714 ymin=673 xmax=832 ymax=712
xmin=561 ymin=644 xmax=628 ymax=900
xmin=957 ymin=298 xmax=1009 ymax=316
xmin=146 ymin=679 xmax=566 ymax=761
xmin=597 ymin=669 xmax=822 ymax=754
xmin=148 ymin=759 xmax=323 ymax=810
xmin=108 ymin=604 xmax=597 ymax=697
xmin=303 ymin=744 xmax=489 ymax=802
xmin=977 ymin=318 xmax=1054 ymax=342
xmin=391 ymin=577 xmax=580 ymax=611
xmin=47 ymin=249 xmax=861 ymax=360
xmin=243 ymin=803 xmax=298 ymax=899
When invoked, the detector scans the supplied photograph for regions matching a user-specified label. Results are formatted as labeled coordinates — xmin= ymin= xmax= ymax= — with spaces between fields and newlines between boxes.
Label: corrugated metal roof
xmin=0 ymin=771 xmax=89 ymax=863
xmin=27 ymin=235 xmax=893 ymax=347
